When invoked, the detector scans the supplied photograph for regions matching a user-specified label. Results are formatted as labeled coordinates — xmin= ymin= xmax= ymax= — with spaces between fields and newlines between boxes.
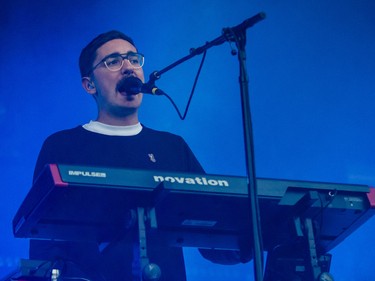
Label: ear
xmin=81 ymin=77 xmax=97 ymax=95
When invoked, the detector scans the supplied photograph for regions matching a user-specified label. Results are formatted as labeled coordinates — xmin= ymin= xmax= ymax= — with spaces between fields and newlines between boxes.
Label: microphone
xmin=118 ymin=76 xmax=165 ymax=96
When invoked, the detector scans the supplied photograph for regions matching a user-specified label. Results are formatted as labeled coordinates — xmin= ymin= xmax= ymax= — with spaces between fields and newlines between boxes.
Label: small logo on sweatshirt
xmin=148 ymin=153 xmax=156 ymax=163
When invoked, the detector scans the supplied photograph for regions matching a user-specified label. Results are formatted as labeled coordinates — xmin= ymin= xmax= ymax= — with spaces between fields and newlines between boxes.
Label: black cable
xmin=159 ymin=50 xmax=207 ymax=120
xmin=313 ymin=189 xmax=338 ymax=246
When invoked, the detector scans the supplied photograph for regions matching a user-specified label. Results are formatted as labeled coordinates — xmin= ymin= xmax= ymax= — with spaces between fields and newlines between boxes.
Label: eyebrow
xmin=98 ymin=52 xmax=121 ymax=61
xmin=100 ymin=51 xmax=139 ymax=61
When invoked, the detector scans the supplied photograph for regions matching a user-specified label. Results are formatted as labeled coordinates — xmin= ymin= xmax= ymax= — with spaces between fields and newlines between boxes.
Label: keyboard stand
xmin=263 ymin=191 xmax=334 ymax=281
xmin=132 ymin=207 xmax=161 ymax=281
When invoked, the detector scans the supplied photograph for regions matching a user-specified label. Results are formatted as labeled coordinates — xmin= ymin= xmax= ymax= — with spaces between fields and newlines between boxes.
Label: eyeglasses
xmin=90 ymin=52 xmax=145 ymax=74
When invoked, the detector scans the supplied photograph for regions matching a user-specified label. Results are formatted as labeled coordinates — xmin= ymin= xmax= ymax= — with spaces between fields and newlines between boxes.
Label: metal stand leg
xmin=264 ymin=217 xmax=334 ymax=281
xmin=304 ymin=218 xmax=334 ymax=281
xmin=132 ymin=207 xmax=161 ymax=281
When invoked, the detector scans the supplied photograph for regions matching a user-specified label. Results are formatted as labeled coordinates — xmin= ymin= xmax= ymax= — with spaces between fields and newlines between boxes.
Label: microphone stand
xmin=147 ymin=12 xmax=266 ymax=281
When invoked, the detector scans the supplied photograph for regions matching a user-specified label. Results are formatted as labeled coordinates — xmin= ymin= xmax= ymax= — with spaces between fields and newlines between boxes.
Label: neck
xmin=96 ymin=110 xmax=139 ymax=126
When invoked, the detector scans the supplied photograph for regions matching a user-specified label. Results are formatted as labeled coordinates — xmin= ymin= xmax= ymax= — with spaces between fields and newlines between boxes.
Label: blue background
xmin=1 ymin=0 xmax=374 ymax=280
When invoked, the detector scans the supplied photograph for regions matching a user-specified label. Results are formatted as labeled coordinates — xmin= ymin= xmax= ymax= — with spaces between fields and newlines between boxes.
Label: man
xmin=29 ymin=30 xmax=249 ymax=281
xmin=32 ymin=31 xmax=203 ymax=179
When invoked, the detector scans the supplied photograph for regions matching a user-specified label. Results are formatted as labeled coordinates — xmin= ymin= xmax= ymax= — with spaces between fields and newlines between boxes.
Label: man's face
xmin=89 ymin=39 xmax=145 ymax=117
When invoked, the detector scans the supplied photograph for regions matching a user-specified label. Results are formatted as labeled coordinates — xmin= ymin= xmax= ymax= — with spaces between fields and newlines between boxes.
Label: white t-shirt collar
xmin=82 ymin=120 xmax=143 ymax=136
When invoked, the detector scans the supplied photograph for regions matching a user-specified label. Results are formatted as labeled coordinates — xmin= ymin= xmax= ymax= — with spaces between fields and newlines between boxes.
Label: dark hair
xmin=79 ymin=30 xmax=136 ymax=77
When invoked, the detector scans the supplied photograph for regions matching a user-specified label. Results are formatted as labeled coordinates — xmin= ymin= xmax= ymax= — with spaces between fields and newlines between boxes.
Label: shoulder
xmin=43 ymin=126 xmax=87 ymax=144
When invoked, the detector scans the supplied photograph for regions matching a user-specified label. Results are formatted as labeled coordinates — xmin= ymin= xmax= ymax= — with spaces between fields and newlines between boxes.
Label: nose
xmin=120 ymin=60 xmax=135 ymax=76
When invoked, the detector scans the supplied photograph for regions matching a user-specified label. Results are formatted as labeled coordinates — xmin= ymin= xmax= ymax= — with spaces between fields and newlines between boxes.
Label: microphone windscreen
xmin=118 ymin=76 xmax=143 ymax=94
